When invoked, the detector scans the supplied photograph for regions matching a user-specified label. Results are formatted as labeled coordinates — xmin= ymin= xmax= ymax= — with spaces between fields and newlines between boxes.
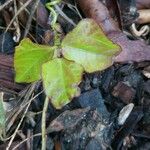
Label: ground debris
xmin=47 ymin=108 xmax=113 ymax=150
xmin=112 ymin=81 xmax=136 ymax=104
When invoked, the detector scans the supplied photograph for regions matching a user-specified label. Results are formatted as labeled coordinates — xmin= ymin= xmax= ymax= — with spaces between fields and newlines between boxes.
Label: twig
xmin=67 ymin=3 xmax=82 ymax=19
xmin=23 ymin=0 xmax=40 ymax=37
xmin=6 ymin=83 xmax=36 ymax=150
xmin=13 ymin=0 xmax=21 ymax=42
xmin=0 ymin=0 xmax=14 ymax=11
xmin=20 ymin=22 xmax=37 ymax=43
xmin=55 ymin=5 xmax=76 ymax=26
xmin=6 ymin=87 xmax=43 ymax=132
xmin=5 ymin=0 xmax=32 ymax=32
xmin=12 ymin=133 xmax=42 ymax=150
xmin=0 ymin=26 xmax=15 ymax=30
xmin=6 ymin=96 xmax=32 ymax=150
xmin=41 ymin=97 xmax=49 ymax=150
xmin=2 ymin=0 xmax=32 ymax=52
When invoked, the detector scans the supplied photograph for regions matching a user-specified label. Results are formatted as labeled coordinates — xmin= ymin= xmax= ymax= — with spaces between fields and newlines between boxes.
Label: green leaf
xmin=62 ymin=19 xmax=120 ymax=73
xmin=42 ymin=58 xmax=83 ymax=109
xmin=14 ymin=38 xmax=55 ymax=83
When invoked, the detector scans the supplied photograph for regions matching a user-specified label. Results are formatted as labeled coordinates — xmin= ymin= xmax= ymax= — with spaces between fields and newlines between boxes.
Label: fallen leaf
xmin=109 ymin=32 xmax=150 ymax=62
xmin=76 ymin=0 xmax=120 ymax=34
xmin=14 ymin=38 xmax=55 ymax=83
xmin=136 ymin=0 xmax=150 ymax=9
xmin=62 ymin=19 xmax=120 ymax=73
xmin=42 ymin=58 xmax=83 ymax=109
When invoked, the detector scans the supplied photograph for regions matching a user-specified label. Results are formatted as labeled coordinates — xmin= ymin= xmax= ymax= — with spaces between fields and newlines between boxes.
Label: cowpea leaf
xmin=42 ymin=58 xmax=83 ymax=109
xmin=62 ymin=19 xmax=120 ymax=73
xmin=14 ymin=38 xmax=55 ymax=83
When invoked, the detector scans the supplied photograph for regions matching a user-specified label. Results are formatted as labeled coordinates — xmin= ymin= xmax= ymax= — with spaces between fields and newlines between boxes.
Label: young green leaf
xmin=14 ymin=38 xmax=55 ymax=83
xmin=62 ymin=19 xmax=120 ymax=73
xmin=42 ymin=58 xmax=83 ymax=109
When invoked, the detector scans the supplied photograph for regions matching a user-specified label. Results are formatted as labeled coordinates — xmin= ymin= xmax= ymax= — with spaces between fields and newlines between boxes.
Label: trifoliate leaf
xmin=62 ymin=19 xmax=120 ymax=73
xmin=14 ymin=38 xmax=55 ymax=83
xmin=42 ymin=58 xmax=83 ymax=109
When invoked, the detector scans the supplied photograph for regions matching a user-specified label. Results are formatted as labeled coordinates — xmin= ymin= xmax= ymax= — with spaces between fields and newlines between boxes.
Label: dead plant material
xmin=2 ymin=10 xmax=12 ymax=27
xmin=77 ymin=0 xmax=119 ymax=34
xmin=13 ymin=0 xmax=21 ymax=42
xmin=0 ymin=0 xmax=14 ymax=11
xmin=0 ymin=54 xmax=24 ymax=91
xmin=130 ymin=23 xmax=149 ymax=37
xmin=118 ymin=0 xmax=139 ymax=27
xmin=143 ymin=65 xmax=150 ymax=78
xmin=23 ymin=0 xmax=40 ymax=37
xmin=112 ymin=81 xmax=136 ymax=104
xmin=0 ymin=54 xmax=13 ymax=67
xmin=136 ymin=0 xmax=150 ymax=9
xmin=137 ymin=9 xmax=150 ymax=24
xmin=36 ymin=2 xmax=49 ymax=28
xmin=77 ymin=0 xmax=150 ymax=63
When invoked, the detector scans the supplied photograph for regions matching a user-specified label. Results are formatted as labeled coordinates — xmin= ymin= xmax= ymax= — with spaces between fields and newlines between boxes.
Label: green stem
xmin=41 ymin=97 xmax=49 ymax=150
xmin=46 ymin=0 xmax=62 ymax=27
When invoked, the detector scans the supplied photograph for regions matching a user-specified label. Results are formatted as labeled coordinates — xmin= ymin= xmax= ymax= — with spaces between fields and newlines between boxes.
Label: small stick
xmin=13 ymin=0 xmax=21 ymax=42
xmin=6 ymin=96 xmax=32 ymax=150
xmin=2 ymin=0 xmax=32 ymax=52
xmin=12 ymin=133 xmax=42 ymax=150
xmin=6 ymin=84 xmax=36 ymax=150
xmin=23 ymin=0 xmax=40 ymax=37
xmin=55 ymin=5 xmax=76 ymax=26
xmin=0 ymin=0 xmax=14 ymax=11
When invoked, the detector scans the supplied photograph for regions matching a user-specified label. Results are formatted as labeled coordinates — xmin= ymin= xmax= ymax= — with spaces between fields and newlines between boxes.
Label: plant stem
xmin=41 ymin=97 xmax=49 ymax=150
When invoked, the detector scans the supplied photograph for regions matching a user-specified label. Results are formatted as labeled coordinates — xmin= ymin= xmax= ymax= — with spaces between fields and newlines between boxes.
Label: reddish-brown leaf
xmin=136 ymin=0 xmax=150 ymax=9
xmin=109 ymin=32 xmax=150 ymax=62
